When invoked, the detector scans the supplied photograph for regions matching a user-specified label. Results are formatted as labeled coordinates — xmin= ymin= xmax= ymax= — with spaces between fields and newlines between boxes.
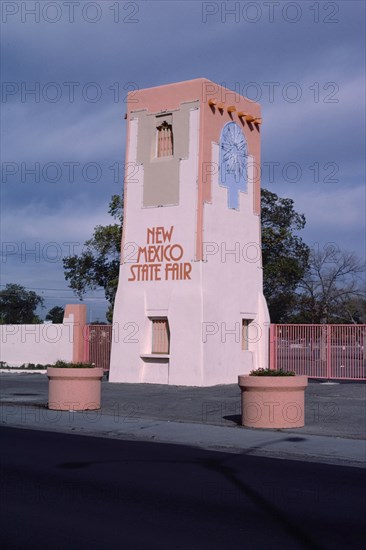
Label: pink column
xmin=63 ymin=304 xmax=87 ymax=363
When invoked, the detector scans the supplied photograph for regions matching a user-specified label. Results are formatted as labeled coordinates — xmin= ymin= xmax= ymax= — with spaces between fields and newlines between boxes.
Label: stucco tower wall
xmin=109 ymin=78 xmax=269 ymax=386
xmin=110 ymin=105 xmax=205 ymax=384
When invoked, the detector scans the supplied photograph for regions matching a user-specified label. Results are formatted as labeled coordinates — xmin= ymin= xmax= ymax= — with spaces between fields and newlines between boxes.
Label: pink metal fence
xmin=270 ymin=324 xmax=366 ymax=380
xmin=84 ymin=325 xmax=113 ymax=372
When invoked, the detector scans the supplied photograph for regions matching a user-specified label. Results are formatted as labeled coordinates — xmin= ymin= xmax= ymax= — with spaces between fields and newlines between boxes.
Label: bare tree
xmin=293 ymin=245 xmax=365 ymax=324
xmin=342 ymin=296 xmax=366 ymax=324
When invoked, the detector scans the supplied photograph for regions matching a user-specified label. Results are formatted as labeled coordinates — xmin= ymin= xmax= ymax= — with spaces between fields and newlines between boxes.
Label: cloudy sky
xmin=1 ymin=0 xmax=365 ymax=321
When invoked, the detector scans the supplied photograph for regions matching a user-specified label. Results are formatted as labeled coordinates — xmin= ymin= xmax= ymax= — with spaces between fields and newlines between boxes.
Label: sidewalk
xmin=1 ymin=373 xmax=365 ymax=468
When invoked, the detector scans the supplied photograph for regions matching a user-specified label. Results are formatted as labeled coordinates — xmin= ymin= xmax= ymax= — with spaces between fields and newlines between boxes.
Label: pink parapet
xmin=63 ymin=304 xmax=87 ymax=363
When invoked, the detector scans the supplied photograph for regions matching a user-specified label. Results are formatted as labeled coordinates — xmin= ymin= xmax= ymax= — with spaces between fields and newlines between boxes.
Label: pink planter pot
xmin=238 ymin=375 xmax=308 ymax=429
xmin=47 ymin=367 xmax=104 ymax=411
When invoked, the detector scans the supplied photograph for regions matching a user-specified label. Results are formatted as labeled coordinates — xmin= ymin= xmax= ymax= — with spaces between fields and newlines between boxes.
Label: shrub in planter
xmin=249 ymin=367 xmax=296 ymax=377
xmin=238 ymin=367 xmax=308 ymax=429
xmin=47 ymin=361 xmax=103 ymax=411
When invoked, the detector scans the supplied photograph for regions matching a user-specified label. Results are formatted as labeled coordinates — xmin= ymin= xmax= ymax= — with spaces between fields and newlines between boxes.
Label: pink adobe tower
xmin=109 ymin=78 xmax=270 ymax=386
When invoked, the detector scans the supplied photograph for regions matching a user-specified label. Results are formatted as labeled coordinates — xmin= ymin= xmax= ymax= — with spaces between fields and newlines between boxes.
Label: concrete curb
xmin=1 ymin=403 xmax=365 ymax=469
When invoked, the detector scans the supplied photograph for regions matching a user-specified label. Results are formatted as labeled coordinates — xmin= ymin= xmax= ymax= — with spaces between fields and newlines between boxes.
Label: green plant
xmin=250 ymin=367 xmax=296 ymax=376
xmin=49 ymin=360 xmax=96 ymax=369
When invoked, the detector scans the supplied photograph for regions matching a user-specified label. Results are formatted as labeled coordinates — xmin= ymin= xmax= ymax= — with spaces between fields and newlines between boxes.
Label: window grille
xmin=242 ymin=319 xmax=250 ymax=351
xmin=152 ymin=318 xmax=170 ymax=354
xmin=157 ymin=121 xmax=173 ymax=157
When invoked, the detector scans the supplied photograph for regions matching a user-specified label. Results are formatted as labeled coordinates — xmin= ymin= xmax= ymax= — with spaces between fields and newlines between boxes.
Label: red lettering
xmin=128 ymin=265 xmax=138 ymax=281
xmin=184 ymin=263 xmax=192 ymax=280
xmin=137 ymin=246 xmax=147 ymax=263
xmin=146 ymin=226 xmax=174 ymax=244
xmin=170 ymin=244 xmax=183 ymax=261
xmin=147 ymin=228 xmax=154 ymax=244
xmin=128 ymin=264 xmax=162 ymax=281
xmin=162 ymin=225 xmax=174 ymax=243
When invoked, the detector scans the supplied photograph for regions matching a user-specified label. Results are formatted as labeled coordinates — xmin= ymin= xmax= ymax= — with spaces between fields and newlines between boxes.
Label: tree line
xmin=0 ymin=287 xmax=65 ymax=325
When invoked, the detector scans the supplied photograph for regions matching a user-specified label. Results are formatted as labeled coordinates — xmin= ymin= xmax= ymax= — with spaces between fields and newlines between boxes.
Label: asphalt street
xmin=1 ymin=426 xmax=365 ymax=550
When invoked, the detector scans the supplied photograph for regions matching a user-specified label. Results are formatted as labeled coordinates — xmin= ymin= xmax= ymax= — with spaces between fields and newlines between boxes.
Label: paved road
xmin=1 ymin=426 xmax=365 ymax=550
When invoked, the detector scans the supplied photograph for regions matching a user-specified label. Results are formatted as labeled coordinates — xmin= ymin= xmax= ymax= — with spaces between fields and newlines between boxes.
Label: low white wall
xmin=0 ymin=321 xmax=74 ymax=367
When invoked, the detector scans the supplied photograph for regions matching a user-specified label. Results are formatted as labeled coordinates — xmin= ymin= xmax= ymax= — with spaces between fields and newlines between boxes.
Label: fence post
xmin=269 ymin=324 xmax=276 ymax=371
xmin=84 ymin=325 xmax=90 ymax=363
xmin=326 ymin=324 xmax=332 ymax=379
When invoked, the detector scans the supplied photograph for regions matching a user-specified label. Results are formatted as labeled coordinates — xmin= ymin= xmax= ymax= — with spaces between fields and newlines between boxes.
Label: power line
xmin=0 ymin=284 xmax=105 ymax=292
xmin=0 ymin=285 xmax=108 ymax=300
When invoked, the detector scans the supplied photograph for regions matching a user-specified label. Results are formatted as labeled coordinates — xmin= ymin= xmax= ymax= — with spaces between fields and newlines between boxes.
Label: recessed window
xmin=156 ymin=120 xmax=173 ymax=157
xmin=242 ymin=319 xmax=251 ymax=351
xmin=152 ymin=318 xmax=170 ymax=354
